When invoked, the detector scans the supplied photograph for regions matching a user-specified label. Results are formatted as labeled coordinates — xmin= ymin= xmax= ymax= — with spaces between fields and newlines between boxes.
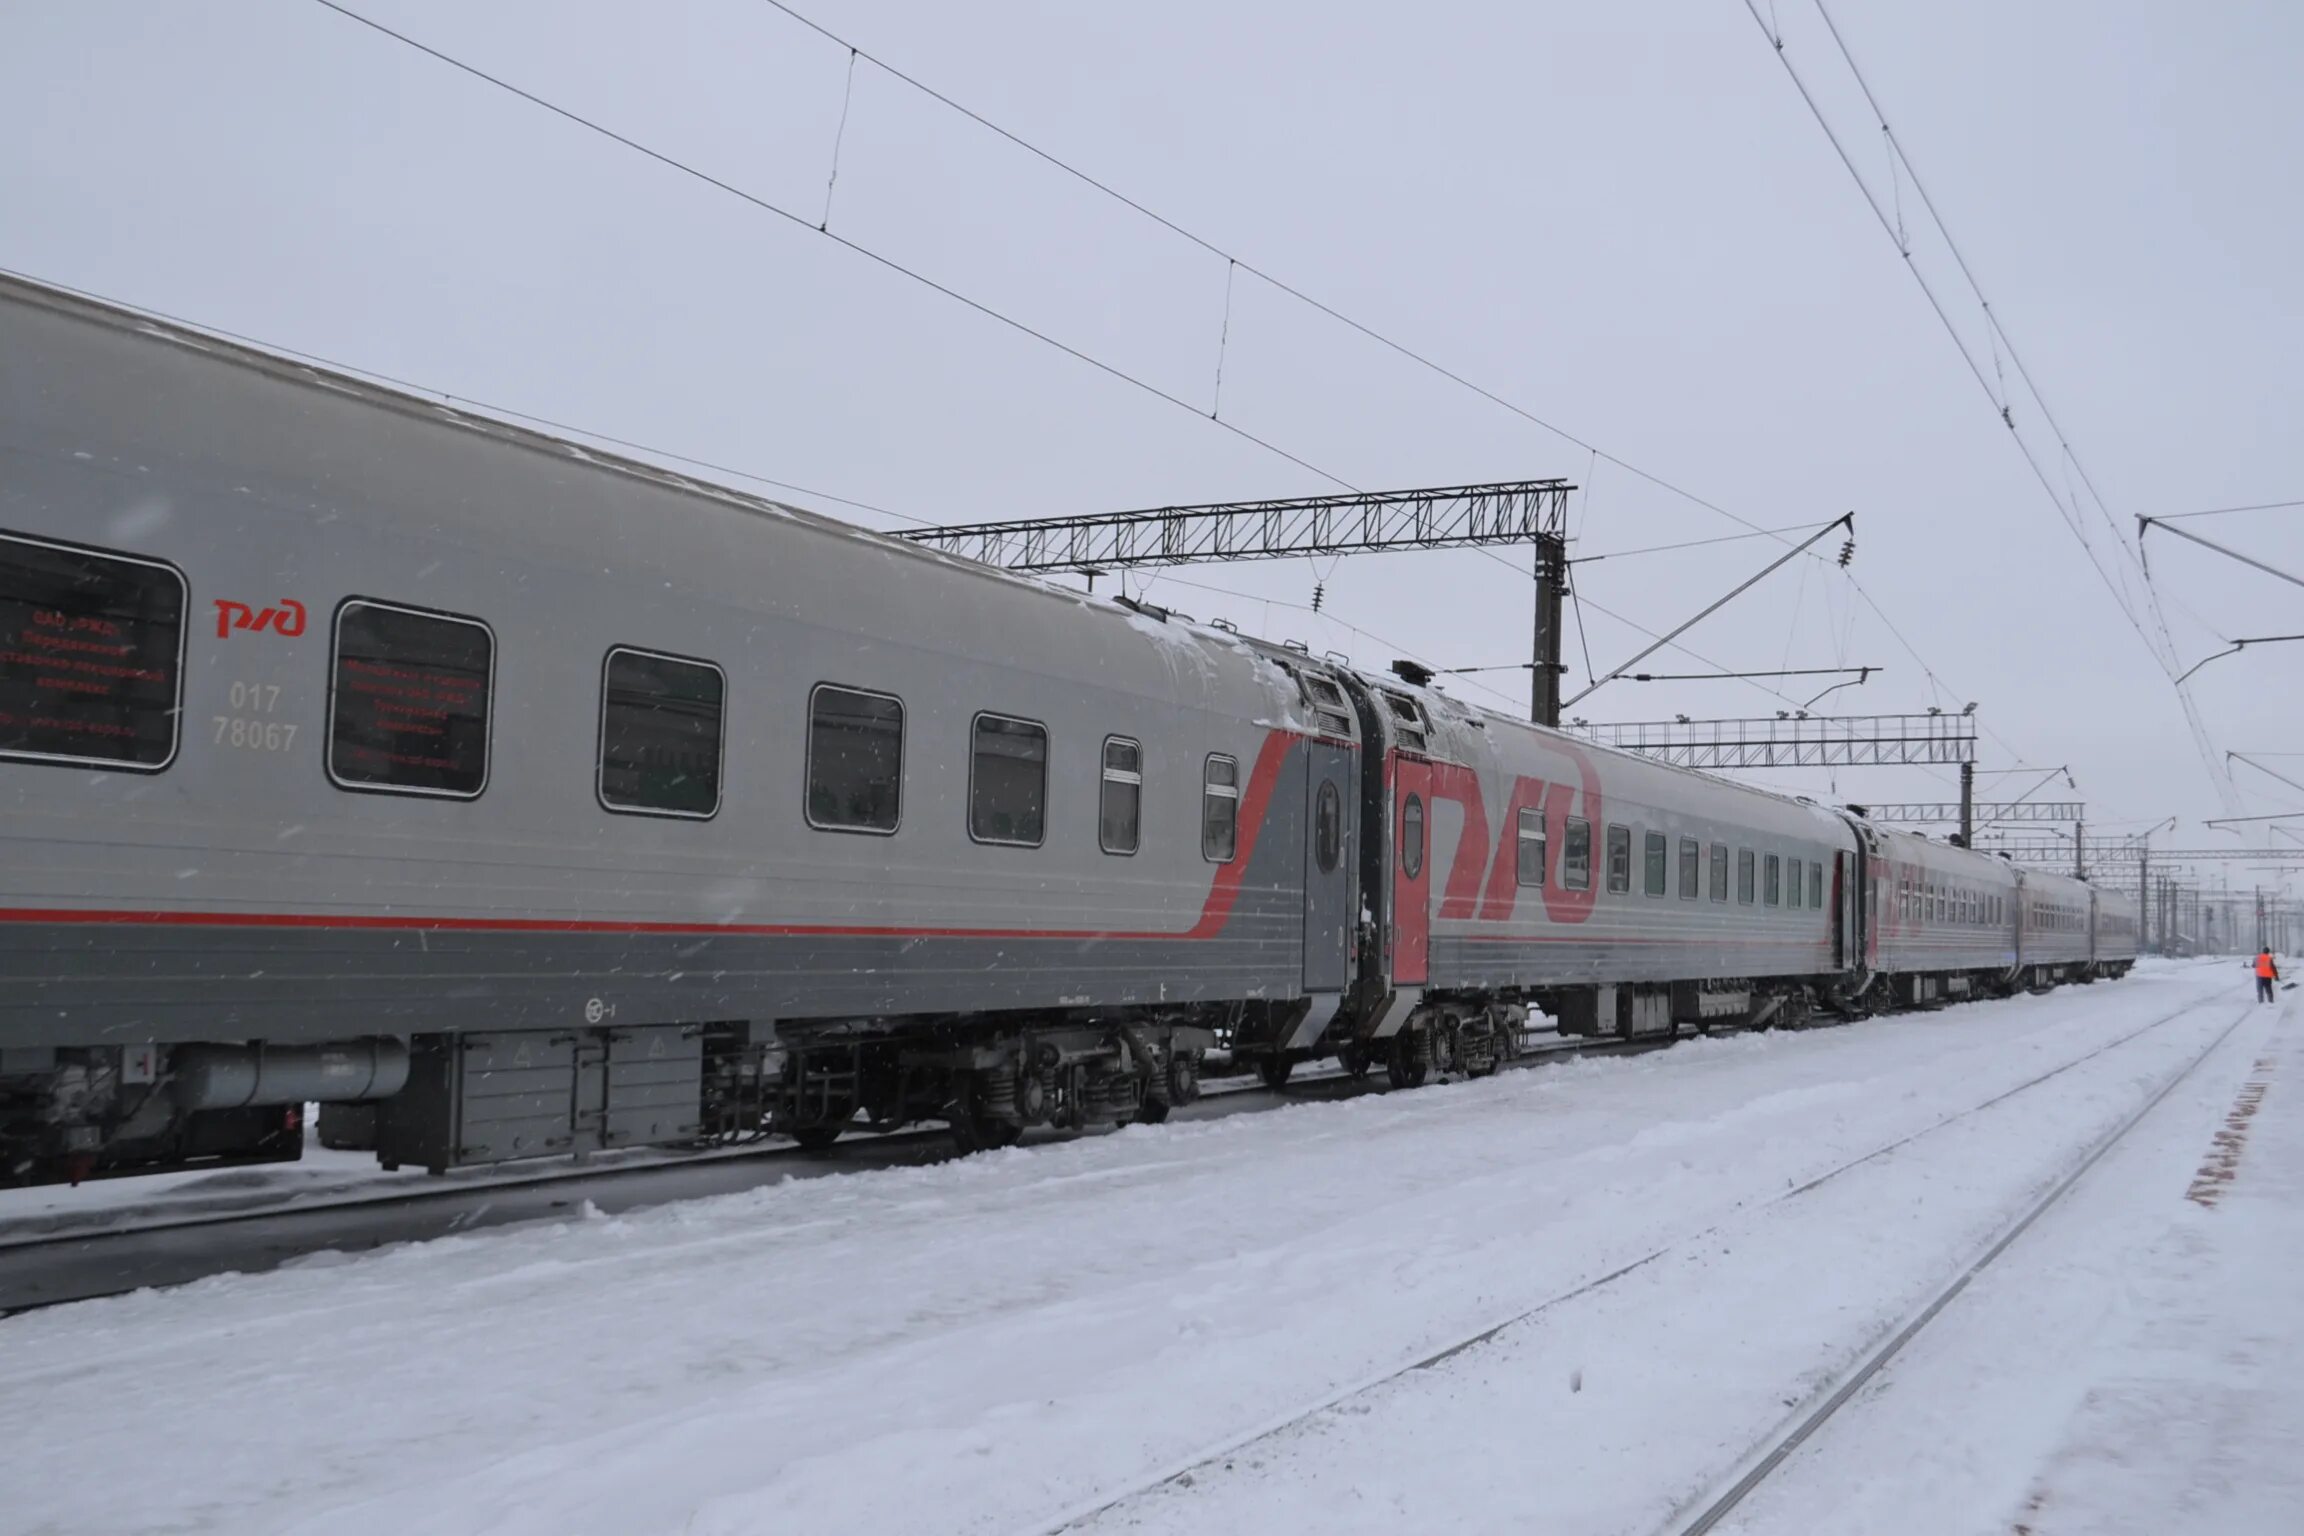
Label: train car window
xmin=1313 ymin=779 xmax=1341 ymax=873
xmin=1710 ymin=842 xmax=1729 ymax=902
xmin=1100 ymin=736 xmax=1143 ymax=855
xmin=1785 ymin=855 xmax=1801 ymax=909
xmin=970 ymin=714 xmax=1047 ymax=846
xmin=1606 ymin=825 xmax=1632 ymax=893
xmin=1764 ymin=853 xmax=1781 ymax=906
xmin=1563 ymin=818 xmax=1592 ymax=890
xmin=1810 ymin=861 xmax=1823 ymax=909
xmin=1680 ymin=837 xmax=1701 ymax=900
xmin=328 ymin=599 xmax=492 ymax=798
xmin=1402 ymin=793 xmax=1426 ymax=879
xmin=1516 ymin=807 xmax=1546 ymax=887
xmin=807 ymin=684 xmax=904 ymax=832
xmin=1644 ymin=831 xmax=1668 ymax=896
xmin=1737 ymin=848 xmax=1755 ymax=904
xmin=1202 ymin=754 xmax=1239 ymax=862
xmin=598 ymin=648 xmax=723 ymax=819
xmin=0 ymin=532 xmax=186 ymax=772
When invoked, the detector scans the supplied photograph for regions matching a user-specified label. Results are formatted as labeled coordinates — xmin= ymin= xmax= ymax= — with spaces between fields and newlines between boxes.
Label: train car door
xmin=1392 ymin=756 xmax=1432 ymax=985
xmin=1303 ymin=745 xmax=1357 ymax=992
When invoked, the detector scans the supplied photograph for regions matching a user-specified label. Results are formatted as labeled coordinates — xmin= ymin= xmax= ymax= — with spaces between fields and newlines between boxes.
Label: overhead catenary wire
xmin=307 ymin=0 xmax=1357 ymax=495
xmin=1742 ymin=0 xmax=2239 ymax=811
xmin=751 ymin=0 xmax=2008 ymax=725
xmin=314 ymin=0 xmax=2027 ymax=770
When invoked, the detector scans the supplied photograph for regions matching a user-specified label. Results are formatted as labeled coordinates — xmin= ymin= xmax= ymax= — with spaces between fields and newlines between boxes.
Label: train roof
xmin=1 ymin=270 xmax=1314 ymax=717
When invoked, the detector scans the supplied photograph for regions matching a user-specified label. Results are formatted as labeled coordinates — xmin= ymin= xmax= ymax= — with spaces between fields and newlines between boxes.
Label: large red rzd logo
xmin=213 ymin=599 xmax=307 ymax=639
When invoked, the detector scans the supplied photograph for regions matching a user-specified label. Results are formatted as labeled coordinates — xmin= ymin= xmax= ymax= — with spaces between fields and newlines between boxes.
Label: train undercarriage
xmin=0 ymin=1009 xmax=1219 ymax=1188
xmin=1 ymin=962 xmax=2135 ymax=1189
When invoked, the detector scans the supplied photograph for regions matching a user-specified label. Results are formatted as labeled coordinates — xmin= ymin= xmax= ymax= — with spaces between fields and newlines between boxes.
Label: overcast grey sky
xmin=5 ymin=0 xmax=2299 ymax=884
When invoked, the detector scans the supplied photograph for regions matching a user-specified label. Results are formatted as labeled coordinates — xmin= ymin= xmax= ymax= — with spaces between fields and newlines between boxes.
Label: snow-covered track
xmin=1025 ymin=991 xmax=2244 ymax=1536
xmin=0 ymin=1031 xmax=1666 ymax=1313
xmin=1651 ymin=997 xmax=2258 ymax=1536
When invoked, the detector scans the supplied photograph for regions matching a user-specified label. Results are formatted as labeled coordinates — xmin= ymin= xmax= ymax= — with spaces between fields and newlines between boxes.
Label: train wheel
xmin=1258 ymin=1055 xmax=1295 ymax=1091
xmin=1386 ymin=1035 xmax=1429 ymax=1090
xmin=1339 ymin=1045 xmax=1372 ymax=1080
xmin=1135 ymin=1097 xmax=1172 ymax=1126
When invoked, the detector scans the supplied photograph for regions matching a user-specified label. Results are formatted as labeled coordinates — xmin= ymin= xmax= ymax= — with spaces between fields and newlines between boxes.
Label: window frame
xmin=1606 ymin=823 xmax=1632 ymax=894
xmin=804 ymin=681 xmax=906 ymax=836
xmin=1516 ymin=806 xmax=1547 ymax=889
xmin=1810 ymin=861 xmax=1824 ymax=910
xmin=967 ymin=711 xmax=1050 ymax=849
xmin=1737 ymin=847 xmax=1756 ymax=905
xmin=325 ymin=596 xmax=496 ymax=801
xmin=1099 ymin=734 xmax=1143 ymax=856
xmin=1709 ymin=841 xmax=1729 ymax=902
xmin=1643 ymin=830 xmax=1668 ymax=898
xmin=1313 ymin=778 xmax=1342 ymax=874
xmin=1202 ymin=752 xmax=1240 ymax=864
xmin=1563 ymin=816 xmax=1592 ymax=891
xmin=595 ymin=645 xmax=726 ymax=821
xmin=0 ymin=531 xmax=188 ymax=775
xmin=1680 ymin=837 xmax=1701 ymax=900
xmin=1764 ymin=852 xmax=1781 ymax=907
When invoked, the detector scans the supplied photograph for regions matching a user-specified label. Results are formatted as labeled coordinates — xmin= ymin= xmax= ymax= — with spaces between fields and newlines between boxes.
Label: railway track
xmin=1652 ymin=996 xmax=2261 ymax=1536
xmin=0 ymin=1029 xmax=1671 ymax=1314
xmin=1020 ymin=990 xmax=2250 ymax=1536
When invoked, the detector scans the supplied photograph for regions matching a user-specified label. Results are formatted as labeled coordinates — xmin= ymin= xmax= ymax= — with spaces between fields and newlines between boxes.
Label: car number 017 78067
xmin=212 ymin=680 xmax=296 ymax=751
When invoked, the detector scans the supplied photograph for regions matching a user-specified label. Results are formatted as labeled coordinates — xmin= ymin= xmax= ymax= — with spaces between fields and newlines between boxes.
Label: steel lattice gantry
xmin=1868 ymin=801 xmax=2084 ymax=823
xmin=1570 ymin=713 xmax=1977 ymax=769
xmin=1982 ymin=845 xmax=2304 ymax=864
xmin=897 ymin=479 xmax=1573 ymax=572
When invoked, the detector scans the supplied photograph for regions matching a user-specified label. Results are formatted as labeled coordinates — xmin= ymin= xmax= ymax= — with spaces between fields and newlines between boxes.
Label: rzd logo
xmin=213 ymin=599 xmax=307 ymax=639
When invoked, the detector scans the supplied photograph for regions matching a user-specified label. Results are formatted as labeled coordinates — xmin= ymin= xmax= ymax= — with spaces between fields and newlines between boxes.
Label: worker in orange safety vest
xmin=2256 ymin=948 xmax=2280 ymax=1004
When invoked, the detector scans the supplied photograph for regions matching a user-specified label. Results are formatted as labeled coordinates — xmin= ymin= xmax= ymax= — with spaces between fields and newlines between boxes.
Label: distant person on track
xmin=2255 ymin=948 xmax=2280 ymax=1003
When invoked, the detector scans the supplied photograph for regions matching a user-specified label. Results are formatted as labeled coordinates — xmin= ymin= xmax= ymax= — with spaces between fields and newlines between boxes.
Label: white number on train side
xmin=211 ymin=716 xmax=298 ymax=752
xmin=227 ymin=681 xmax=283 ymax=713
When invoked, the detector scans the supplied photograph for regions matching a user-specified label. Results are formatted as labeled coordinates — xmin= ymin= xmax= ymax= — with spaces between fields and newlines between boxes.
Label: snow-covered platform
xmin=1 ymin=961 xmax=2293 ymax=1535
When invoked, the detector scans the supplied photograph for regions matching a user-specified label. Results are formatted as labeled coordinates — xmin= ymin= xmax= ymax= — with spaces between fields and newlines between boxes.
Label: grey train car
xmin=0 ymin=273 xmax=2133 ymax=1188
xmin=0 ymin=275 xmax=1356 ymax=1182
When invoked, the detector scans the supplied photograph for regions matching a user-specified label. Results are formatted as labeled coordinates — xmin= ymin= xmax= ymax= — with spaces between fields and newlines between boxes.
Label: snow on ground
xmin=0 ymin=962 xmax=2285 ymax=1536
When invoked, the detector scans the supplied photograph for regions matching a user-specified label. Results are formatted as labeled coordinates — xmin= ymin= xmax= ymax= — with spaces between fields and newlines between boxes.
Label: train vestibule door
xmin=1391 ymin=755 xmax=1432 ymax=986
xmin=1302 ymin=745 xmax=1357 ymax=992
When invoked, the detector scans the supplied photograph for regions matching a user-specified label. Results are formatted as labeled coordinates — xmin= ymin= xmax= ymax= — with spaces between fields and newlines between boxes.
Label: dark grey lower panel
xmin=0 ymin=910 xmax=1305 ymax=1048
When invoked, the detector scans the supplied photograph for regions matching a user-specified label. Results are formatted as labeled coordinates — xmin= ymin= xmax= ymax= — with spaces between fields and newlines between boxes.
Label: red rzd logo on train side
xmin=213 ymin=599 xmax=307 ymax=639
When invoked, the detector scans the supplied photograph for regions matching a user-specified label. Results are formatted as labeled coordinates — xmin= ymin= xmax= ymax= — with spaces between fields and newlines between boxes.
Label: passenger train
xmin=0 ymin=275 xmax=2135 ymax=1187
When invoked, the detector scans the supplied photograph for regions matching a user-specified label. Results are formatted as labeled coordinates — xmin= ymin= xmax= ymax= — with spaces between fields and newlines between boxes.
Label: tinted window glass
xmin=1101 ymin=736 xmax=1141 ymax=855
xmin=1765 ymin=853 xmax=1781 ymax=906
xmin=808 ymin=685 xmax=903 ymax=832
xmin=599 ymin=648 xmax=722 ymax=817
xmin=1811 ymin=861 xmax=1824 ymax=909
xmin=1563 ymin=817 xmax=1592 ymax=890
xmin=1737 ymin=848 xmax=1756 ymax=904
xmin=1202 ymin=754 xmax=1238 ymax=862
xmin=329 ymin=600 xmax=491 ymax=797
xmin=1606 ymin=824 xmax=1632 ymax=893
xmin=1402 ymin=793 xmax=1425 ymax=879
xmin=1314 ymin=779 xmax=1341 ymax=873
xmin=0 ymin=533 xmax=185 ymax=772
xmin=1517 ymin=807 xmax=1546 ymax=888
xmin=1680 ymin=837 xmax=1700 ymax=899
xmin=1644 ymin=831 xmax=1667 ymax=896
xmin=1710 ymin=842 xmax=1729 ymax=902
xmin=971 ymin=714 xmax=1047 ymax=845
